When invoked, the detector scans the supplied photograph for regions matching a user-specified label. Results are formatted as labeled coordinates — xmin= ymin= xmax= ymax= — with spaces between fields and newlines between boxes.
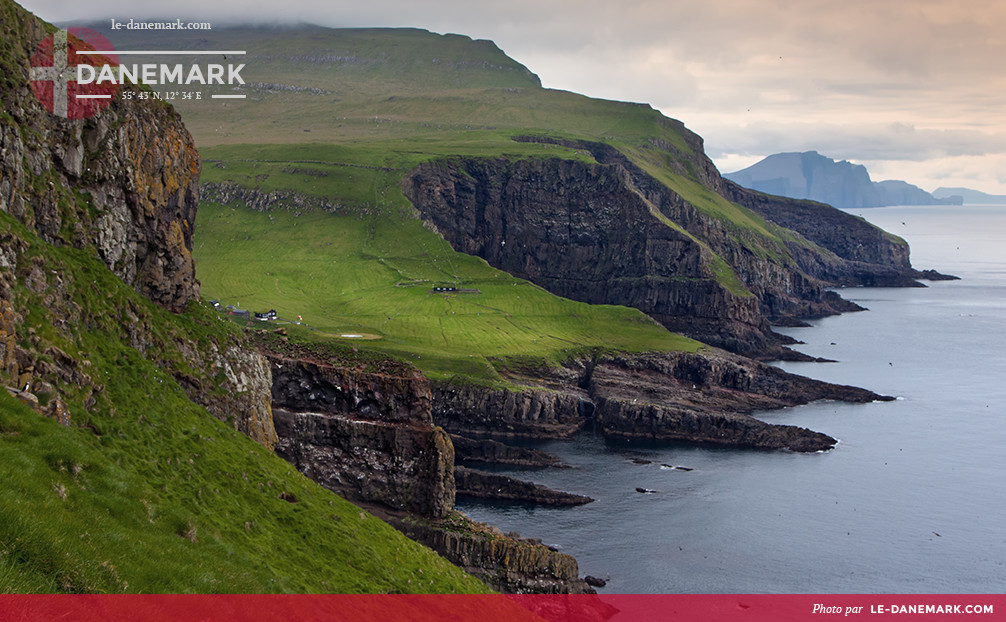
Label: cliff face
xmin=267 ymin=352 xmax=455 ymax=518
xmin=404 ymin=156 xmax=772 ymax=355
xmin=0 ymin=10 xmax=200 ymax=312
xmin=0 ymin=1 xmax=273 ymax=444
xmin=403 ymin=138 xmax=922 ymax=357
xmin=432 ymin=380 xmax=587 ymax=439
xmin=392 ymin=516 xmax=590 ymax=594
xmin=262 ymin=346 xmax=595 ymax=593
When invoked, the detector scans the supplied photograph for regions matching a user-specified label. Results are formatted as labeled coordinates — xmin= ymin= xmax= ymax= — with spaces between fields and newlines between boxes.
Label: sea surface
xmin=455 ymin=205 xmax=1006 ymax=593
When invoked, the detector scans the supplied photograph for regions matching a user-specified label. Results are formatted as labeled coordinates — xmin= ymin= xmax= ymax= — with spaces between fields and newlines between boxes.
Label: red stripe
xmin=0 ymin=595 xmax=1002 ymax=622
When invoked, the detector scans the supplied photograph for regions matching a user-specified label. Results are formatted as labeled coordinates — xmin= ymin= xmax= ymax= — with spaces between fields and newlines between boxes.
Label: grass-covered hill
xmin=1 ymin=0 xmax=486 ymax=593
xmin=90 ymin=23 xmax=911 ymax=380
xmin=0 ymin=7 xmax=920 ymax=594
xmin=0 ymin=212 xmax=485 ymax=593
xmin=194 ymin=147 xmax=701 ymax=385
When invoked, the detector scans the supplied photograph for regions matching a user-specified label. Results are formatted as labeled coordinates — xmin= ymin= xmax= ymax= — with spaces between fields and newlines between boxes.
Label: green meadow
xmin=102 ymin=26 xmax=811 ymax=362
xmin=195 ymin=195 xmax=701 ymax=385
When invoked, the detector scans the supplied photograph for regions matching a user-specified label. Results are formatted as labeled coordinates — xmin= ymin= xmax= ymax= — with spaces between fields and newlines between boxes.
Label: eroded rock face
xmin=0 ymin=2 xmax=281 ymax=451
xmin=0 ymin=298 xmax=17 ymax=380
xmin=431 ymin=381 xmax=586 ymax=439
xmin=274 ymin=407 xmax=455 ymax=518
xmin=0 ymin=4 xmax=200 ymax=312
xmin=432 ymin=350 xmax=888 ymax=452
xmin=188 ymin=342 xmax=278 ymax=449
xmin=268 ymin=354 xmax=455 ymax=518
xmin=391 ymin=516 xmax=593 ymax=594
xmin=404 ymin=156 xmax=772 ymax=355
xmin=403 ymin=138 xmax=926 ymax=357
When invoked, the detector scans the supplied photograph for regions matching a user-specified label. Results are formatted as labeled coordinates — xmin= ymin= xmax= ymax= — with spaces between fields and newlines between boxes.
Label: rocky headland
xmin=256 ymin=336 xmax=598 ymax=593
xmin=404 ymin=136 xmax=952 ymax=359
xmin=434 ymin=349 xmax=887 ymax=452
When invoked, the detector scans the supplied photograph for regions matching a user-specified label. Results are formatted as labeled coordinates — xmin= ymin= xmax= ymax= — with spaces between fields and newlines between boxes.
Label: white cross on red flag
xmin=29 ymin=27 xmax=121 ymax=119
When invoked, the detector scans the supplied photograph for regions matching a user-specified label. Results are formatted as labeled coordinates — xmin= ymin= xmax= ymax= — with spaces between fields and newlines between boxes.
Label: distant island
xmin=724 ymin=151 xmax=963 ymax=209
xmin=933 ymin=187 xmax=1006 ymax=205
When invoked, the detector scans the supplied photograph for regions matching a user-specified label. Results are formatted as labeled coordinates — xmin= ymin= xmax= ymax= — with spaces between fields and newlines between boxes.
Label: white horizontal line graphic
xmin=77 ymin=50 xmax=246 ymax=55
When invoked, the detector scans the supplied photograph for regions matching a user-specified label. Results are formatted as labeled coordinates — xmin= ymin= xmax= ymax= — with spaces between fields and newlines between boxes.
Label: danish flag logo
xmin=29 ymin=27 xmax=120 ymax=119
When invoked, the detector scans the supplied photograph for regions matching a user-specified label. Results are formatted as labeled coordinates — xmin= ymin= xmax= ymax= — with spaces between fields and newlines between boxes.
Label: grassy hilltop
xmin=94 ymin=24 xmax=794 ymax=384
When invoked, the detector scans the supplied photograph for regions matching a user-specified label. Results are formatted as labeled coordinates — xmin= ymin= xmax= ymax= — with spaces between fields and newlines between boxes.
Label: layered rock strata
xmin=387 ymin=512 xmax=594 ymax=594
xmin=434 ymin=350 xmax=888 ymax=452
xmin=403 ymin=137 xmax=934 ymax=357
xmin=264 ymin=348 xmax=595 ymax=592
xmin=268 ymin=353 xmax=455 ymax=518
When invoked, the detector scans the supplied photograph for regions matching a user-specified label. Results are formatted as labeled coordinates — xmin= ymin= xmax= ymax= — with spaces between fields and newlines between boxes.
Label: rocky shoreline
xmin=454 ymin=466 xmax=594 ymax=506
xmin=451 ymin=433 xmax=569 ymax=468
xmin=255 ymin=331 xmax=899 ymax=592
xmin=434 ymin=349 xmax=889 ymax=453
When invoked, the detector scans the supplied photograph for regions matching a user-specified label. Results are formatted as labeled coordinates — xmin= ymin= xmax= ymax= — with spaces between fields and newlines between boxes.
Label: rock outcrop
xmin=432 ymin=381 xmax=586 ymax=439
xmin=454 ymin=466 xmax=593 ymax=506
xmin=0 ymin=7 xmax=200 ymax=313
xmin=433 ymin=350 xmax=888 ymax=452
xmin=200 ymin=181 xmax=344 ymax=214
xmin=261 ymin=343 xmax=598 ymax=592
xmin=389 ymin=513 xmax=594 ymax=594
xmin=267 ymin=351 xmax=455 ymax=518
xmin=0 ymin=2 xmax=276 ymax=446
xmin=177 ymin=340 xmax=278 ymax=448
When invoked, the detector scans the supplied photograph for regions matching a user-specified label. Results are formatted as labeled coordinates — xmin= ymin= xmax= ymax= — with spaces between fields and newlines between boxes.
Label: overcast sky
xmin=22 ymin=0 xmax=1006 ymax=194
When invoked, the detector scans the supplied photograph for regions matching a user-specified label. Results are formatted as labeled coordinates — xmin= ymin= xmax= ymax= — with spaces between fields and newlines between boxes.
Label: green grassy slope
xmin=195 ymin=192 xmax=700 ymax=385
xmin=100 ymin=25 xmax=777 ymax=240
xmin=87 ymin=25 xmax=829 ymax=345
xmin=102 ymin=25 xmax=765 ymax=384
xmin=0 ymin=210 xmax=486 ymax=593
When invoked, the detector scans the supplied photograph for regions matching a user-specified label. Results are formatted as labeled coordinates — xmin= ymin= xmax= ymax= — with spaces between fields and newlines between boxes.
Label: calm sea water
xmin=456 ymin=205 xmax=1006 ymax=593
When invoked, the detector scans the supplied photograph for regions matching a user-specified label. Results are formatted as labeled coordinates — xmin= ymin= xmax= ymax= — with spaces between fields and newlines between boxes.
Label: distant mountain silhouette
xmin=725 ymin=151 xmax=962 ymax=209
xmin=933 ymin=187 xmax=1006 ymax=205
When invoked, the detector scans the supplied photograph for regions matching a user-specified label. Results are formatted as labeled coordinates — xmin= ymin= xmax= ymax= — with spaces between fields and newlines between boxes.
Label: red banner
xmin=0 ymin=594 xmax=1001 ymax=622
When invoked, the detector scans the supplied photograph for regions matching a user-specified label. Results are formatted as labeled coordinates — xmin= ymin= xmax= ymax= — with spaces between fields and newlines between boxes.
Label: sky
xmin=20 ymin=0 xmax=1006 ymax=194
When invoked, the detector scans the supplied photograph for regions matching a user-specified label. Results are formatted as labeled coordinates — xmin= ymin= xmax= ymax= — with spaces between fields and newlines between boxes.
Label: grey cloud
xmin=702 ymin=121 xmax=1006 ymax=162
xmin=22 ymin=0 xmax=1006 ymax=192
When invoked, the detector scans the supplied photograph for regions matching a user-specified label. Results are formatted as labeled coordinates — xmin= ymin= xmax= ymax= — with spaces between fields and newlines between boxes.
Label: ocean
xmin=455 ymin=205 xmax=1006 ymax=593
